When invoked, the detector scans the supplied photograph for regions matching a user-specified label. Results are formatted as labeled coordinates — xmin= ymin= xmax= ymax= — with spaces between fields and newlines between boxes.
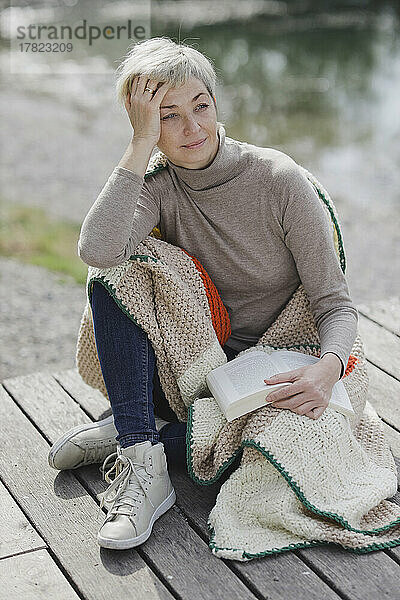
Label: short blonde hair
xmin=115 ymin=36 xmax=219 ymax=107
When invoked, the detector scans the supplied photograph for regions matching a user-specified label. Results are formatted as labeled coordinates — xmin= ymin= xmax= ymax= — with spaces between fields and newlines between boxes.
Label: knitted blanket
xmin=76 ymin=160 xmax=400 ymax=560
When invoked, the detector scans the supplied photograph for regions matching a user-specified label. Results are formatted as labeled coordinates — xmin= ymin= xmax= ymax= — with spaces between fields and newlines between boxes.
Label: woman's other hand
xmin=263 ymin=354 xmax=342 ymax=419
xmin=124 ymin=75 xmax=172 ymax=146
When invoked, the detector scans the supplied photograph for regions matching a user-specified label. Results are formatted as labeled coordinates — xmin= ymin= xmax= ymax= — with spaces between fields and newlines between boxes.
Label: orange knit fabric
xmin=180 ymin=248 xmax=231 ymax=346
xmin=153 ymin=232 xmax=357 ymax=369
xmin=344 ymin=354 xmax=358 ymax=377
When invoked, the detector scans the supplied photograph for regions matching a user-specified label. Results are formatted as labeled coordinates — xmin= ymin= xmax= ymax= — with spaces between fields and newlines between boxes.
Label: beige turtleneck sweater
xmin=78 ymin=124 xmax=358 ymax=377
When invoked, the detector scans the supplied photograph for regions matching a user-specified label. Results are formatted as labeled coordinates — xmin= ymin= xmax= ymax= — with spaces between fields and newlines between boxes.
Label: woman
xmin=48 ymin=36 xmax=357 ymax=550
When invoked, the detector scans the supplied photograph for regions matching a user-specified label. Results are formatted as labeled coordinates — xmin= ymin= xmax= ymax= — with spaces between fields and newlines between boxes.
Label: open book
xmin=206 ymin=349 xmax=354 ymax=422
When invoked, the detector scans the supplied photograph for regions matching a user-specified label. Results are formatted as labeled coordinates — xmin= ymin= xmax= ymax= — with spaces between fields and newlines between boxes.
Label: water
xmin=0 ymin=1 xmax=399 ymax=300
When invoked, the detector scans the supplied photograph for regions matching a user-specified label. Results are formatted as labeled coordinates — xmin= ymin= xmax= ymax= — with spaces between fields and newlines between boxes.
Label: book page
xmin=271 ymin=350 xmax=319 ymax=371
xmin=222 ymin=352 xmax=289 ymax=395
xmin=219 ymin=349 xmax=352 ymax=413
xmin=327 ymin=379 xmax=352 ymax=410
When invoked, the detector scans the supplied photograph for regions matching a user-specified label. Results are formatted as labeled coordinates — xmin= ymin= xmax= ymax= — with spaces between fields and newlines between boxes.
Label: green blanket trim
xmin=87 ymin=254 xmax=167 ymax=328
xmin=185 ymin=342 xmax=323 ymax=484
xmin=308 ymin=179 xmax=346 ymax=274
xmin=89 ymin=266 xmax=393 ymax=537
xmin=126 ymin=253 xmax=167 ymax=264
xmin=208 ymin=526 xmax=325 ymax=559
xmin=185 ymin=375 xmax=400 ymax=537
xmin=144 ymin=164 xmax=166 ymax=180
xmin=86 ymin=253 xmax=400 ymax=554
xmin=186 ymin=344 xmax=400 ymax=535
xmin=88 ymin=277 xmax=140 ymax=329
xmin=207 ymin=521 xmax=400 ymax=560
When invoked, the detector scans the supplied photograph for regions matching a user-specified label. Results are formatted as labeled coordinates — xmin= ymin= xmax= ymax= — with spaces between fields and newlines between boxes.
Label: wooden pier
xmin=1 ymin=299 xmax=399 ymax=599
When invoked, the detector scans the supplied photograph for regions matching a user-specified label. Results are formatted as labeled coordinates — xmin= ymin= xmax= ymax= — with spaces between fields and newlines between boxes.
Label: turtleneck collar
xmin=166 ymin=124 xmax=245 ymax=191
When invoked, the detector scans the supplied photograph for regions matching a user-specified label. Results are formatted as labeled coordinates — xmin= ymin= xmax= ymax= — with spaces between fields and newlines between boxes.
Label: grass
xmin=0 ymin=201 xmax=88 ymax=285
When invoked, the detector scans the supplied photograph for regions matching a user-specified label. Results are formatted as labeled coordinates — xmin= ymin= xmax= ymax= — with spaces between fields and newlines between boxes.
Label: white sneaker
xmin=48 ymin=415 xmax=170 ymax=470
xmin=97 ymin=441 xmax=176 ymax=549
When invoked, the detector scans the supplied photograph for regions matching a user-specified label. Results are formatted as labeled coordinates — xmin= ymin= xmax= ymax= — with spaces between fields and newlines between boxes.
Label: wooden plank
xmin=0 ymin=480 xmax=46 ymax=560
xmin=366 ymin=362 xmax=400 ymax=432
xmin=92 ymin=471 xmax=260 ymax=600
xmin=365 ymin=361 xmax=400 ymax=465
xmin=359 ymin=315 xmax=400 ymax=379
xmin=2 ymin=372 xmax=95 ymax=439
xmin=83 ymin=460 xmax=317 ymax=600
xmin=168 ymin=468 xmax=342 ymax=600
xmin=2 ymin=375 xmax=260 ymax=600
xmin=53 ymin=369 xmax=110 ymax=419
xmin=0 ymin=549 xmax=81 ymax=600
xmin=50 ymin=368 xmax=400 ymax=600
xmin=171 ymin=464 xmax=400 ymax=600
xmin=30 ymin=371 xmax=348 ymax=599
xmin=358 ymin=298 xmax=400 ymax=336
xmin=394 ymin=457 xmax=400 ymax=486
xmin=0 ymin=384 xmax=174 ymax=600
xmin=296 ymin=542 xmax=400 ymax=600
xmin=5 ymin=370 xmax=343 ymax=600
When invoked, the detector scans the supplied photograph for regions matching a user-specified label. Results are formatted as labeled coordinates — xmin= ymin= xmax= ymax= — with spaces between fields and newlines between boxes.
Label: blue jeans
xmin=90 ymin=281 xmax=239 ymax=468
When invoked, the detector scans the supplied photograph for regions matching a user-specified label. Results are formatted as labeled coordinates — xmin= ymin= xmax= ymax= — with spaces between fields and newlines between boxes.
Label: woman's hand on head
xmin=263 ymin=359 xmax=340 ymax=420
xmin=125 ymin=75 xmax=172 ymax=147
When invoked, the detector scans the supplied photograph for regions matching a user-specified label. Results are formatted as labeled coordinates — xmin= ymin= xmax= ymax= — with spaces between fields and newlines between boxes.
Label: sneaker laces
xmin=82 ymin=441 xmax=116 ymax=465
xmin=97 ymin=448 xmax=155 ymax=520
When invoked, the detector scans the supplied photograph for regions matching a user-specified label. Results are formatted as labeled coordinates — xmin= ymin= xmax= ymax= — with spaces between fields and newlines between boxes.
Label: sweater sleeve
xmin=78 ymin=166 xmax=160 ymax=268
xmin=275 ymin=159 xmax=358 ymax=379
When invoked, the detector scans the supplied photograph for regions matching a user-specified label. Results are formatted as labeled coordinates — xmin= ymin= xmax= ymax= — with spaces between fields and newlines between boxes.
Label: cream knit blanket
xmin=76 ymin=161 xmax=400 ymax=560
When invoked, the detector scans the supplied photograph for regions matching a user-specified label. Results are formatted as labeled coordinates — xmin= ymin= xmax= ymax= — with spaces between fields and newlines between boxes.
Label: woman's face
xmin=157 ymin=76 xmax=219 ymax=169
